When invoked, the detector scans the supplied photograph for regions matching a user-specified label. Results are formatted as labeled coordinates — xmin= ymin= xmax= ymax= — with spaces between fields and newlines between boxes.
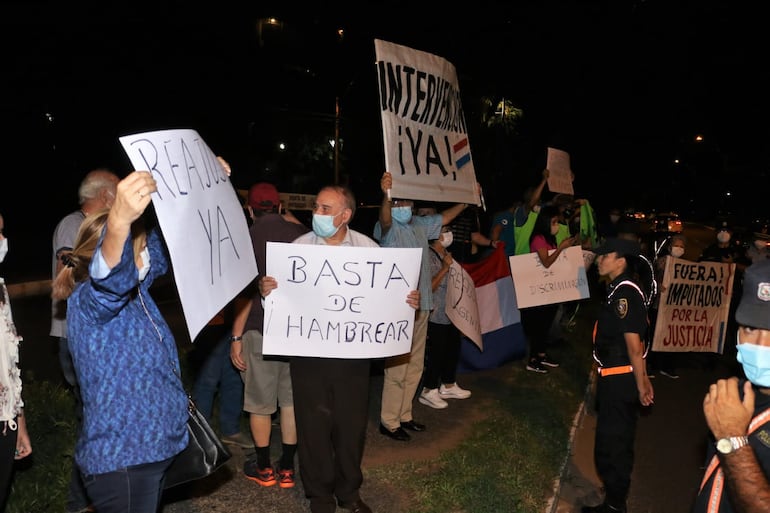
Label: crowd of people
xmin=4 ymin=158 xmax=770 ymax=513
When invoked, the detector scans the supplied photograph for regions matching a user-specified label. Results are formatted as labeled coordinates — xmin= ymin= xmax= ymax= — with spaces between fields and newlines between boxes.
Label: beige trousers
xmin=379 ymin=309 xmax=429 ymax=430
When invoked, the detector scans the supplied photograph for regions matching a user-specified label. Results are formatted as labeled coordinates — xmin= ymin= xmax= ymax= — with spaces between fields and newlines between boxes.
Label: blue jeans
xmin=59 ymin=336 xmax=91 ymax=512
xmin=191 ymin=333 xmax=244 ymax=436
xmin=82 ymin=457 xmax=173 ymax=513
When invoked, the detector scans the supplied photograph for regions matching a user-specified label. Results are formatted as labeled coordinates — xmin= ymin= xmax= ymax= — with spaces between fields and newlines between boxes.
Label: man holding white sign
xmin=259 ymin=185 xmax=420 ymax=513
xmin=374 ymin=171 xmax=468 ymax=442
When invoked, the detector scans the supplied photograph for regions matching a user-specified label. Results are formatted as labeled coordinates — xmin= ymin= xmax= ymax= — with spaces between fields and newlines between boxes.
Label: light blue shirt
xmin=374 ymin=214 xmax=442 ymax=311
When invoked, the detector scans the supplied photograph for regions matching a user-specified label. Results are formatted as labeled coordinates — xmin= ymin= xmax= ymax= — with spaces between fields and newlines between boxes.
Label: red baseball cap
xmin=248 ymin=183 xmax=280 ymax=211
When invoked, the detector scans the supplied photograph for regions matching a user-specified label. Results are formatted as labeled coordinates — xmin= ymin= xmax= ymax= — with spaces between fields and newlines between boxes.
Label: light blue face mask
xmin=736 ymin=336 xmax=770 ymax=387
xmin=391 ymin=206 xmax=413 ymax=224
xmin=312 ymin=213 xmax=342 ymax=238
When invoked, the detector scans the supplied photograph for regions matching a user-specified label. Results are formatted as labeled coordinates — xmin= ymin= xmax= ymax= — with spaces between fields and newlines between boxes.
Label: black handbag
xmin=136 ymin=289 xmax=232 ymax=489
xmin=164 ymin=396 xmax=232 ymax=489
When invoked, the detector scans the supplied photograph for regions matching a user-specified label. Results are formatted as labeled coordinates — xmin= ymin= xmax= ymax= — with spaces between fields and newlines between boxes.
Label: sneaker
xmin=660 ymin=370 xmax=680 ymax=379
xmin=222 ymin=431 xmax=253 ymax=449
xmin=244 ymin=459 xmax=277 ymax=487
xmin=277 ymin=468 xmax=296 ymax=488
xmin=539 ymin=354 xmax=560 ymax=367
xmin=526 ymin=359 xmax=549 ymax=373
xmin=439 ymin=383 xmax=471 ymax=399
xmin=418 ymin=388 xmax=449 ymax=409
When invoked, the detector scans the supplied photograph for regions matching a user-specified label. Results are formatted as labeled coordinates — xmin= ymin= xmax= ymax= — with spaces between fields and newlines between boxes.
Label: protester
xmin=50 ymin=168 xmax=119 ymax=513
xmin=520 ymin=204 xmax=575 ymax=373
xmin=230 ymin=182 xmax=309 ymax=489
xmin=445 ymin=203 xmax=497 ymax=264
xmin=374 ymin=171 xmax=468 ymax=441
xmin=513 ymin=168 xmax=549 ymax=256
xmin=699 ymin=221 xmax=752 ymax=365
xmin=646 ymin=234 xmax=686 ymax=379
xmin=190 ymin=303 xmax=251 ymax=449
xmin=694 ymin=258 xmax=770 ymax=513
xmin=419 ymin=225 xmax=471 ymax=410
xmin=51 ymin=172 xmax=189 ymax=513
xmin=582 ymin=238 xmax=654 ymax=513
xmin=259 ymin=184 xmax=419 ymax=513
xmin=0 ymin=212 xmax=32 ymax=512
xmin=490 ymin=200 xmax=522 ymax=257
xmin=746 ymin=232 xmax=770 ymax=264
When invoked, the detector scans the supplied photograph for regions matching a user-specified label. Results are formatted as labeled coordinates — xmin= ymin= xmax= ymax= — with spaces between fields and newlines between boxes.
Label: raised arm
xmin=102 ymin=172 xmax=156 ymax=268
xmin=379 ymin=172 xmax=394 ymax=236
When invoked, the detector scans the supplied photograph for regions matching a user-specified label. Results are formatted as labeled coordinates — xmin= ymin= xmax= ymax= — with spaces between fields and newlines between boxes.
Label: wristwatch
xmin=715 ymin=436 xmax=749 ymax=454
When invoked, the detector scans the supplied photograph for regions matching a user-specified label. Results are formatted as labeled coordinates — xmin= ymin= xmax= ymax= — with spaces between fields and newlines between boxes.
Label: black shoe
xmin=338 ymin=499 xmax=373 ymax=513
xmin=400 ymin=420 xmax=426 ymax=432
xmin=379 ymin=423 xmax=410 ymax=441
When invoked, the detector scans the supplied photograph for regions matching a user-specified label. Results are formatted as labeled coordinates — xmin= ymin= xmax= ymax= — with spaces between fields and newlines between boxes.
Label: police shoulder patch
xmin=615 ymin=298 xmax=628 ymax=318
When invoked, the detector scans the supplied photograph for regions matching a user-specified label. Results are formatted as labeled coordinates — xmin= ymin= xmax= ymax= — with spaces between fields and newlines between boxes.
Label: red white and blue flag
xmin=457 ymin=245 xmax=527 ymax=372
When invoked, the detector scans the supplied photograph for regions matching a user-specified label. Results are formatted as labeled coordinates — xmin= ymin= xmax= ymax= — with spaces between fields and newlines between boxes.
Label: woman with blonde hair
xmin=51 ymin=171 xmax=188 ymax=513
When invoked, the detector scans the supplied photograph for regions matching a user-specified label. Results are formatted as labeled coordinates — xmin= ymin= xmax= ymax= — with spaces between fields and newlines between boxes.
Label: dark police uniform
xmin=592 ymin=273 xmax=649 ymax=512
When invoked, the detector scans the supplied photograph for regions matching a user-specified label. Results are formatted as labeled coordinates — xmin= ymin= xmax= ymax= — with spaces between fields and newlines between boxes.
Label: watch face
xmin=716 ymin=438 xmax=733 ymax=454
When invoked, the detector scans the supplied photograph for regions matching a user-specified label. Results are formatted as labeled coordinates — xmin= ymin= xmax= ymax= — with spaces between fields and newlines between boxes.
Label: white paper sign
xmin=263 ymin=242 xmax=421 ymax=358
xmin=509 ymin=246 xmax=590 ymax=308
xmin=119 ymin=128 xmax=258 ymax=342
xmin=374 ymin=39 xmax=480 ymax=205
xmin=445 ymin=260 xmax=482 ymax=348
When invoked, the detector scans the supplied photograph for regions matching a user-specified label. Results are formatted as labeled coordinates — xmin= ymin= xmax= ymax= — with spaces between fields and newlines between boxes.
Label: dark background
xmin=2 ymin=0 xmax=768 ymax=280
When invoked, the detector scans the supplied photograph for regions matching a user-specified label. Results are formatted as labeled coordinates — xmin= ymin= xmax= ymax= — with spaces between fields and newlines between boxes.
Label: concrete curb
xmin=547 ymin=366 xmax=598 ymax=513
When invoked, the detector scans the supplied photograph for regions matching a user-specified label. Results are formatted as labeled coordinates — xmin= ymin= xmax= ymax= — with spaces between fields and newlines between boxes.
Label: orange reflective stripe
xmin=699 ymin=455 xmax=721 ymax=492
xmin=707 ymin=468 xmax=724 ymax=513
xmin=598 ymin=365 xmax=633 ymax=377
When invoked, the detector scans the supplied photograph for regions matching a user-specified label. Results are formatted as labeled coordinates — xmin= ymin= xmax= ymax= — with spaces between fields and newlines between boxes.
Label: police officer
xmin=583 ymin=238 xmax=655 ymax=513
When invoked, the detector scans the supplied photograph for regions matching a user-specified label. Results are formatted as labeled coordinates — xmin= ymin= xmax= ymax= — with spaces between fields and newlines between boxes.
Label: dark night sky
xmin=1 ymin=0 xmax=768 ymax=278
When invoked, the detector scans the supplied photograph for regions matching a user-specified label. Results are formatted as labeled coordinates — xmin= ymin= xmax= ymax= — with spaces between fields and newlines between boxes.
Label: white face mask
xmin=717 ymin=231 xmax=731 ymax=244
xmin=138 ymin=247 xmax=151 ymax=282
xmin=440 ymin=231 xmax=453 ymax=248
xmin=0 ymin=238 xmax=7 ymax=263
xmin=670 ymin=246 xmax=685 ymax=258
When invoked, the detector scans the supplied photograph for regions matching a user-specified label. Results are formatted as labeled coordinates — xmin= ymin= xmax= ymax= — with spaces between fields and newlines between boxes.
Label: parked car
xmin=651 ymin=212 xmax=683 ymax=234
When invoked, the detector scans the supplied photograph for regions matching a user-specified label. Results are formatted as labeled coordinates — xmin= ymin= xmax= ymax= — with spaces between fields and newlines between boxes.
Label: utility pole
xmin=334 ymin=96 xmax=341 ymax=184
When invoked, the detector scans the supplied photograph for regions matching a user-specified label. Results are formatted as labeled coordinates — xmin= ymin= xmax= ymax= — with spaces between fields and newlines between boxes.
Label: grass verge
xmin=366 ymin=300 xmax=596 ymax=513
xmin=7 ymin=300 xmax=598 ymax=513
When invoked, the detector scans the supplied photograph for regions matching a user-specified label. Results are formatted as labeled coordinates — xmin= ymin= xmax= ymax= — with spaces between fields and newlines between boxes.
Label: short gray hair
xmin=78 ymin=169 xmax=118 ymax=205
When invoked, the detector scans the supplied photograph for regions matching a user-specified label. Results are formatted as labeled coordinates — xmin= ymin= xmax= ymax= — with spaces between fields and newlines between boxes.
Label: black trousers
xmin=290 ymin=357 xmax=371 ymax=513
xmin=424 ymin=321 xmax=462 ymax=389
xmin=0 ymin=420 xmax=19 ymax=512
xmin=594 ymin=373 xmax=640 ymax=508
xmin=520 ymin=303 xmax=559 ymax=359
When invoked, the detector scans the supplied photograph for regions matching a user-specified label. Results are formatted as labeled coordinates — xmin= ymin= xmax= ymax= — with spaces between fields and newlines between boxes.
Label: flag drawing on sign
xmin=458 ymin=246 xmax=526 ymax=372
xmin=453 ymin=137 xmax=471 ymax=170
